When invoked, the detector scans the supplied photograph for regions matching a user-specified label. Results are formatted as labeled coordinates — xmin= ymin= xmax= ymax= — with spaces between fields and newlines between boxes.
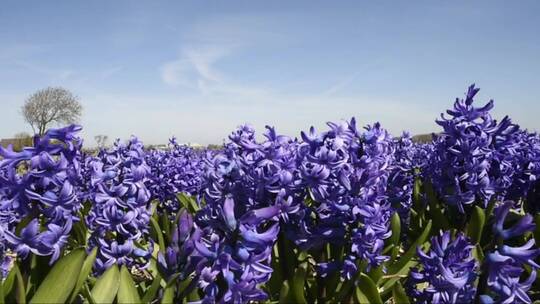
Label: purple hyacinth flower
xmin=493 ymin=201 xmax=535 ymax=240
xmin=406 ymin=231 xmax=478 ymax=304
xmin=484 ymin=251 xmax=538 ymax=304
xmin=499 ymin=239 xmax=540 ymax=269
xmin=3 ymin=219 xmax=47 ymax=259
xmin=40 ymin=219 xmax=72 ymax=263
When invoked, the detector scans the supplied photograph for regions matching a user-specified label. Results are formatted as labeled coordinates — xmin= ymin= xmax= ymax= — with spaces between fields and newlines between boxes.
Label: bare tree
xmin=21 ymin=87 xmax=83 ymax=136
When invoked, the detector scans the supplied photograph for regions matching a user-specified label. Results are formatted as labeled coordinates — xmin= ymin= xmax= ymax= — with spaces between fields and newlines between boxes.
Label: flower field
xmin=1 ymin=84 xmax=540 ymax=303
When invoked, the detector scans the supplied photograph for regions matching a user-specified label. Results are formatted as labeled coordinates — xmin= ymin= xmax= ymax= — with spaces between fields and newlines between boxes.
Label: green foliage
xmin=69 ymin=247 xmax=97 ymax=303
xmin=118 ymin=266 xmax=141 ymax=304
xmin=467 ymin=206 xmax=486 ymax=244
xmin=30 ymin=249 xmax=86 ymax=304
xmin=91 ymin=265 xmax=120 ymax=303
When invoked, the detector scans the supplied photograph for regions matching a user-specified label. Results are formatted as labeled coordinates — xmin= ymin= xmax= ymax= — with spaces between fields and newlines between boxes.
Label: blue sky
xmin=1 ymin=1 xmax=539 ymax=146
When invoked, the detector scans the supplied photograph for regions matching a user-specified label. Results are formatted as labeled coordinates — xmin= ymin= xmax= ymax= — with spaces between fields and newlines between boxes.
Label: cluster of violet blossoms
xmin=481 ymin=201 xmax=540 ymax=304
xmin=86 ymin=137 xmax=153 ymax=274
xmin=406 ymin=231 xmax=478 ymax=304
xmin=296 ymin=119 xmax=393 ymax=279
xmin=506 ymin=131 xmax=540 ymax=209
xmin=190 ymin=124 xmax=301 ymax=303
xmin=387 ymin=132 xmax=416 ymax=230
xmin=428 ymin=84 xmax=520 ymax=212
xmin=146 ymin=138 xmax=204 ymax=216
xmin=0 ymin=125 xmax=83 ymax=264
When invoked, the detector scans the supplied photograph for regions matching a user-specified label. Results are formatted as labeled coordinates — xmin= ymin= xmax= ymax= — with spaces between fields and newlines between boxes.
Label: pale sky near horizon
xmin=1 ymin=1 xmax=539 ymax=146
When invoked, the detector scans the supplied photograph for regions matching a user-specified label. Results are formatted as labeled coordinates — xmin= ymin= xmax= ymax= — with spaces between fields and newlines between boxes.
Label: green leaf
xmin=277 ymin=232 xmax=297 ymax=281
xmin=368 ymin=265 xmax=384 ymax=284
xmin=291 ymin=263 xmax=308 ymax=304
xmin=177 ymin=193 xmax=200 ymax=214
xmin=141 ymin=273 xmax=162 ymax=303
xmin=177 ymin=277 xmax=193 ymax=297
xmin=72 ymin=219 xmax=88 ymax=245
xmin=381 ymin=260 xmax=418 ymax=297
xmin=467 ymin=206 xmax=486 ymax=244
xmin=426 ymin=188 xmax=450 ymax=231
xmin=13 ymin=264 xmax=26 ymax=304
xmin=161 ymin=210 xmax=172 ymax=244
xmin=150 ymin=217 xmax=166 ymax=251
xmin=355 ymin=273 xmax=382 ymax=304
xmin=81 ymin=283 xmax=96 ymax=304
xmin=187 ymin=288 xmax=200 ymax=302
xmin=2 ymin=267 xmax=16 ymax=297
xmin=473 ymin=244 xmax=484 ymax=262
xmin=69 ymin=247 xmax=97 ymax=303
xmin=118 ymin=266 xmax=141 ymax=304
xmin=29 ymin=254 xmax=52 ymax=296
xmin=392 ymin=281 xmax=410 ymax=304
xmin=0 ymin=279 xmax=4 ymax=304
xmin=388 ymin=212 xmax=401 ymax=247
xmin=279 ymin=281 xmax=291 ymax=303
xmin=161 ymin=284 xmax=175 ymax=304
xmin=412 ymin=177 xmax=423 ymax=210
xmin=30 ymin=248 xmax=86 ymax=304
xmin=268 ymin=246 xmax=284 ymax=297
xmin=388 ymin=220 xmax=432 ymax=275
xmin=91 ymin=265 xmax=120 ymax=304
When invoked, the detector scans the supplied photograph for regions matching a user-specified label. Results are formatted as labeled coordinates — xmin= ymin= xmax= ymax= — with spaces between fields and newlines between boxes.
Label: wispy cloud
xmin=322 ymin=71 xmax=362 ymax=96
xmin=160 ymin=14 xmax=287 ymax=97
xmin=14 ymin=60 xmax=75 ymax=81
xmin=100 ymin=66 xmax=124 ymax=79
xmin=160 ymin=45 xmax=233 ymax=92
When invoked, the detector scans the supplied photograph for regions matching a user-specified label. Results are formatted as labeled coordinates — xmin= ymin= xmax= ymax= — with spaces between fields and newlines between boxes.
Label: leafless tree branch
xmin=21 ymin=87 xmax=83 ymax=136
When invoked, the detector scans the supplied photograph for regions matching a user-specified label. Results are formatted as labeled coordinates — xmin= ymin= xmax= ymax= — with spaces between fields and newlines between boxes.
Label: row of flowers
xmin=1 ymin=84 xmax=539 ymax=303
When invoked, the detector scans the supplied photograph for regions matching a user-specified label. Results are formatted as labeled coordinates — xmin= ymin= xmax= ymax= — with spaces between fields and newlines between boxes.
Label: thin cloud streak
xmin=160 ymin=45 xmax=234 ymax=92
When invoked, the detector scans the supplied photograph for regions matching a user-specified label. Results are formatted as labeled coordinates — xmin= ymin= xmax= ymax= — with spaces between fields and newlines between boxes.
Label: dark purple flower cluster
xmin=296 ymin=119 xmax=393 ymax=277
xmin=194 ymin=197 xmax=279 ymax=303
xmin=428 ymin=84 xmax=520 ymax=212
xmin=222 ymin=125 xmax=302 ymax=209
xmin=189 ymin=124 xmax=301 ymax=303
xmin=146 ymin=138 xmax=204 ymax=215
xmin=481 ymin=201 xmax=540 ymax=304
xmin=0 ymin=125 xmax=83 ymax=264
xmin=86 ymin=137 xmax=153 ymax=274
xmin=506 ymin=131 xmax=540 ymax=210
xmin=406 ymin=231 xmax=478 ymax=304
xmin=387 ymin=132 xmax=415 ymax=229
xmin=410 ymin=142 xmax=435 ymax=174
